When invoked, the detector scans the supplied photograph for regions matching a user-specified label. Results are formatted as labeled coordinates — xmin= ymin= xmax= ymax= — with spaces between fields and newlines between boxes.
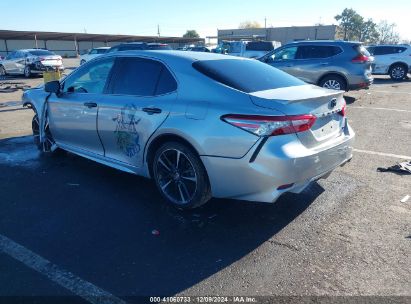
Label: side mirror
xmin=44 ymin=80 xmax=61 ymax=95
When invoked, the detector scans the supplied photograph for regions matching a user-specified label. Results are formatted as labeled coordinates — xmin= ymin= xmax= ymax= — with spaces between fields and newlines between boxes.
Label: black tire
xmin=319 ymin=75 xmax=347 ymax=91
xmin=389 ymin=64 xmax=407 ymax=81
xmin=24 ymin=65 xmax=32 ymax=78
xmin=32 ymin=112 xmax=57 ymax=153
xmin=0 ymin=65 xmax=6 ymax=77
xmin=152 ymin=141 xmax=211 ymax=209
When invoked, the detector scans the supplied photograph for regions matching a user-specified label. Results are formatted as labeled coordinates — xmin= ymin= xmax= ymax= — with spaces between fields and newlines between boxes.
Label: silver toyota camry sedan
xmin=22 ymin=51 xmax=354 ymax=209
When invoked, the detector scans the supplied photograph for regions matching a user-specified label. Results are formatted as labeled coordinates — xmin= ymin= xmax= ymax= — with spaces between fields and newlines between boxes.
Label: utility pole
xmin=264 ymin=17 xmax=268 ymax=40
xmin=157 ymin=24 xmax=160 ymax=37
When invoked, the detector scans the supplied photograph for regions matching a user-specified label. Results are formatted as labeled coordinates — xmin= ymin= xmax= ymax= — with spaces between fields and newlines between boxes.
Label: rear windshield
xmin=354 ymin=45 xmax=370 ymax=57
xmin=29 ymin=50 xmax=54 ymax=56
xmin=246 ymin=42 xmax=274 ymax=52
xmin=192 ymin=59 xmax=304 ymax=93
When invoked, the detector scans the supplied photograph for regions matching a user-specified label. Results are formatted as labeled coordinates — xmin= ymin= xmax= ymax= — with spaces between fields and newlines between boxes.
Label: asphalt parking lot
xmin=0 ymin=58 xmax=410 ymax=302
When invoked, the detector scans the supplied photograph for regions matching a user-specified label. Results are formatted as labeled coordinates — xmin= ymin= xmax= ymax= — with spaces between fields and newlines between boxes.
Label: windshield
xmin=193 ymin=59 xmax=305 ymax=93
xmin=29 ymin=50 xmax=55 ymax=56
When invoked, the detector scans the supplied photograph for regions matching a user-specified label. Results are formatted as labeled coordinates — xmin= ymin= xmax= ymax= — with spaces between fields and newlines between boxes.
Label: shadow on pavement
xmin=372 ymin=77 xmax=411 ymax=85
xmin=0 ymin=136 xmax=324 ymax=296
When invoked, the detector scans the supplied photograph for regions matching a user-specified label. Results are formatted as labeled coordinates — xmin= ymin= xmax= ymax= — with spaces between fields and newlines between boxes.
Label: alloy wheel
xmin=154 ymin=148 xmax=198 ymax=205
xmin=391 ymin=66 xmax=405 ymax=80
xmin=322 ymin=79 xmax=341 ymax=90
xmin=24 ymin=66 xmax=31 ymax=78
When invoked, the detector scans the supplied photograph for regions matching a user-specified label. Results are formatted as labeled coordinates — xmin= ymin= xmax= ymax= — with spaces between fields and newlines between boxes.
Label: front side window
xmin=270 ymin=46 xmax=298 ymax=61
xmin=62 ymin=57 xmax=115 ymax=94
xmin=109 ymin=57 xmax=177 ymax=96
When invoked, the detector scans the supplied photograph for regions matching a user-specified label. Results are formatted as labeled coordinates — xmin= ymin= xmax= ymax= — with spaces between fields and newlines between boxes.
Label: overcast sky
xmin=3 ymin=0 xmax=411 ymax=40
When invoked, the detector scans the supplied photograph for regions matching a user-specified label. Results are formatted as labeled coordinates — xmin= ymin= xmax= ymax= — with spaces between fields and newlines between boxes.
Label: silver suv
xmin=259 ymin=41 xmax=373 ymax=91
xmin=366 ymin=44 xmax=411 ymax=81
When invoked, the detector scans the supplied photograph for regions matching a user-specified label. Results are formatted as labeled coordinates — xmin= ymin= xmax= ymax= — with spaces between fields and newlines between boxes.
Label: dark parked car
xmin=186 ymin=46 xmax=210 ymax=52
xmin=258 ymin=40 xmax=373 ymax=91
xmin=108 ymin=42 xmax=172 ymax=53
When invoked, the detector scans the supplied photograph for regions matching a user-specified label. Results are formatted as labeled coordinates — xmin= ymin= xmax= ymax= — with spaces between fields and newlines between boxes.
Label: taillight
xmin=221 ymin=114 xmax=317 ymax=137
xmin=339 ymin=99 xmax=347 ymax=117
xmin=352 ymin=54 xmax=369 ymax=63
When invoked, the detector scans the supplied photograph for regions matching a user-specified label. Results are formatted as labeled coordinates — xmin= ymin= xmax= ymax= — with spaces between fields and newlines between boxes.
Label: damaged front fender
xmin=22 ymin=88 xmax=53 ymax=151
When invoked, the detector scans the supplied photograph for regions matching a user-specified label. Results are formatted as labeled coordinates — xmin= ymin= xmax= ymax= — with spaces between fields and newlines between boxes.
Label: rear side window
xmin=246 ymin=42 xmax=274 ymax=52
xmin=109 ymin=57 xmax=176 ymax=96
xmin=353 ymin=45 xmax=371 ymax=57
xmin=371 ymin=46 xmax=405 ymax=55
xmin=298 ymin=45 xmax=342 ymax=59
xmin=192 ymin=59 xmax=305 ymax=93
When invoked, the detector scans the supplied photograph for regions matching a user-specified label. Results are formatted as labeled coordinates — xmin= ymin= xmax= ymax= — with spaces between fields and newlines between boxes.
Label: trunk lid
xmin=249 ymin=84 xmax=346 ymax=148
xmin=39 ymin=55 xmax=63 ymax=67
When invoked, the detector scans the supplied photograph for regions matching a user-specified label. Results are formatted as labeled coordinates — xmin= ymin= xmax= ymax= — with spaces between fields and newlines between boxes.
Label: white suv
xmin=367 ymin=44 xmax=411 ymax=81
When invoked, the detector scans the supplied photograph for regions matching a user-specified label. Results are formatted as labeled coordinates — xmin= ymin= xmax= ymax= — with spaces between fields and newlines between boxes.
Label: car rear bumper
xmin=201 ymin=123 xmax=355 ymax=203
xmin=348 ymin=76 xmax=373 ymax=90
xmin=29 ymin=63 xmax=64 ymax=74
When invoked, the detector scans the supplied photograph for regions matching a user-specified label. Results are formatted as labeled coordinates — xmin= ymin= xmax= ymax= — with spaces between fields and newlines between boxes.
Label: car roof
xmin=15 ymin=49 xmax=52 ymax=52
xmin=284 ymin=40 xmax=361 ymax=46
xmin=366 ymin=44 xmax=410 ymax=47
xmin=102 ymin=50 xmax=244 ymax=62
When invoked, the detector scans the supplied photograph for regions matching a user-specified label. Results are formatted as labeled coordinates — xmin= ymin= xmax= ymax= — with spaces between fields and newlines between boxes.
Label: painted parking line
xmin=353 ymin=149 xmax=411 ymax=160
xmin=348 ymin=106 xmax=411 ymax=113
xmin=0 ymin=234 xmax=126 ymax=304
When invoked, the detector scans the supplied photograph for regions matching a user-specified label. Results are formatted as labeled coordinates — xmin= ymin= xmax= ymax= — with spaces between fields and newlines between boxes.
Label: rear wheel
xmin=24 ymin=65 xmax=32 ymax=78
xmin=389 ymin=64 xmax=407 ymax=81
xmin=319 ymin=75 xmax=347 ymax=91
xmin=32 ymin=113 xmax=57 ymax=153
xmin=152 ymin=141 xmax=211 ymax=209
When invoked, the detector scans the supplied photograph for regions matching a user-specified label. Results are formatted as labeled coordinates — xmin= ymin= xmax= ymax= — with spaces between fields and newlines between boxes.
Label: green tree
xmin=239 ymin=21 xmax=262 ymax=29
xmin=335 ymin=8 xmax=363 ymax=41
xmin=357 ymin=19 xmax=379 ymax=43
xmin=183 ymin=30 xmax=200 ymax=38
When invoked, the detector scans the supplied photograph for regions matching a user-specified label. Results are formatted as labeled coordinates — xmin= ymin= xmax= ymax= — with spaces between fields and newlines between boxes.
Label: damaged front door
xmin=47 ymin=57 xmax=115 ymax=156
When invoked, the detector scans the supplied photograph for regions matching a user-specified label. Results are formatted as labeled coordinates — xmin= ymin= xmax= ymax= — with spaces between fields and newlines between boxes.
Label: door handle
xmin=142 ymin=107 xmax=162 ymax=114
xmin=320 ymin=62 xmax=330 ymax=66
xmin=84 ymin=102 xmax=97 ymax=108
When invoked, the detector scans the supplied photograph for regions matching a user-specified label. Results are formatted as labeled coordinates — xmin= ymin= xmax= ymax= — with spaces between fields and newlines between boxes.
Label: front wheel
xmin=389 ymin=64 xmax=406 ymax=81
xmin=152 ymin=142 xmax=211 ymax=209
xmin=0 ymin=65 xmax=6 ymax=77
xmin=319 ymin=75 xmax=347 ymax=91
xmin=32 ymin=113 xmax=57 ymax=153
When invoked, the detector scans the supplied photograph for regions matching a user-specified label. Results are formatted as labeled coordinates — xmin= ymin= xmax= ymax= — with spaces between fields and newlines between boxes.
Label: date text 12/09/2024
xmin=150 ymin=296 xmax=257 ymax=303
